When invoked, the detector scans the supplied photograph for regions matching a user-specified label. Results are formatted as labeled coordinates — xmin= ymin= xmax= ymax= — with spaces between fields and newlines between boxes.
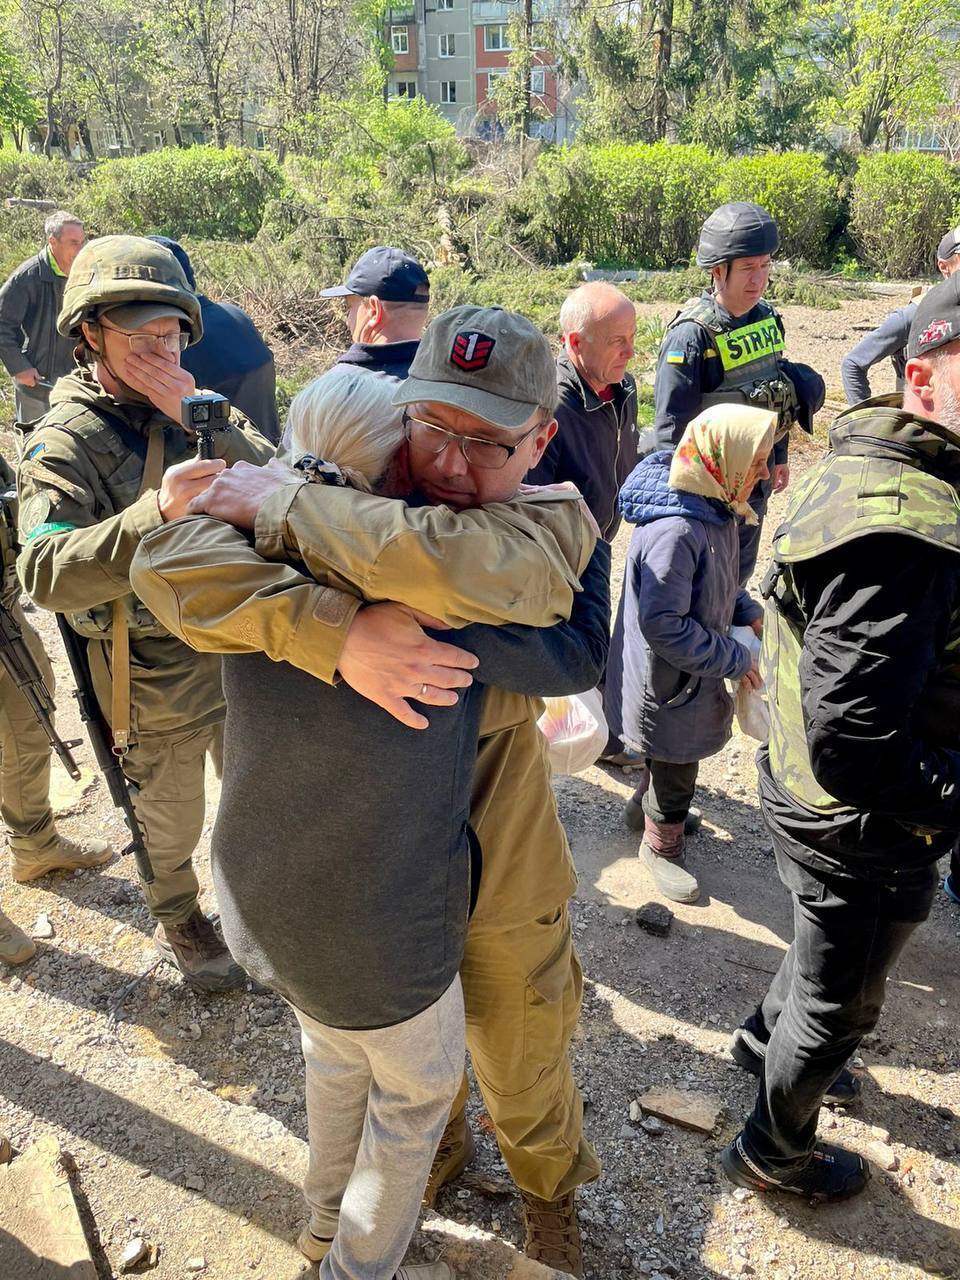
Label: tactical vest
xmin=668 ymin=296 xmax=798 ymax=440
xmin=762 ymin=411 xmax=960 ymax=817
xmin=36 ymin=400 xmax=179 ymax=641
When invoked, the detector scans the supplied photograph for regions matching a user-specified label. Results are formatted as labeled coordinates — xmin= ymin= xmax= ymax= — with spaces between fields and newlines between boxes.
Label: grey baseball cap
xmin=393 ymin=305 xmax=558 ymax=429
xmin=938 ymin=226 xmax=960 ymax=262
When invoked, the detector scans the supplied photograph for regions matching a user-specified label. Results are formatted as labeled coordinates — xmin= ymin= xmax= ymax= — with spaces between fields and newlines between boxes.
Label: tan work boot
xmin=296 ymin=1225 xmax=333 ymax=1263
xmin=0 ymin=1136 xmax=12 ymax=1164
xmin=422 ymin=1110 xmax=476 ymax=1207
xmin=0 ymin=910 xmax=36 ymax=965
xmin=154 ymin=910 xmax=246 ymax=992
xmin=11 ymin=833 xmax=113 ymax=883
xmin=520 ymin=1188 xmax=584 ymax=1279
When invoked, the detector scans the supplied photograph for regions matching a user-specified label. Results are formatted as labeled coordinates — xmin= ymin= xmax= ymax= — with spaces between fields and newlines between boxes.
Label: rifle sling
xmin=111 ymin=425 xmax=164 ymax=754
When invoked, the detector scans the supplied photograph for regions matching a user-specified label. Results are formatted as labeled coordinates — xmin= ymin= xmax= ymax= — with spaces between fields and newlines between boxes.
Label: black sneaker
xmin=721 ymin=1133 xmax=871 ymax=1203
xmin=730 ymin=1025 xmax=862 ymax=1107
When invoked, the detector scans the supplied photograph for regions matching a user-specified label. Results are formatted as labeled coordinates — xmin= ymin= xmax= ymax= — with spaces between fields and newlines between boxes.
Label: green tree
xmin=808 ymin=0 xmax=960 ymax=150
xmin=0 ymin=31 xmax=39 ymax=147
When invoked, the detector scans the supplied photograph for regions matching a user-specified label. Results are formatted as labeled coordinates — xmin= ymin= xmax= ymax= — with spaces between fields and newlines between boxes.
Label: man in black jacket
xmin=528 ymin=281 xmax=638 ymax=542
xmin=722 ymin=273 xmax=960 ymax=1202
xmin=0 ymin=211 xmax=85 ymax=427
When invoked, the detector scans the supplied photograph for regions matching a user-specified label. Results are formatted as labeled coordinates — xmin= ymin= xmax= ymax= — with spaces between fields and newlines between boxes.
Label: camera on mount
xmin=181 ymin=392 xmax=231 ymax=459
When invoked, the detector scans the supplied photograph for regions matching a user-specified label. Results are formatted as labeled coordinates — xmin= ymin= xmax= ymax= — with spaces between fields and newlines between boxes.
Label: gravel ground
xmin=0 ymin=297 xmax=958 ymax=1280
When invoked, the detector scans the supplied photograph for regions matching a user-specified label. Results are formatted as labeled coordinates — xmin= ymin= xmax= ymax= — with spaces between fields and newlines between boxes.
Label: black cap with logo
xmin=908 ymin=271 xmax=960 ymax=357
xmin=320 ymin=246 xmax=430 ymax=302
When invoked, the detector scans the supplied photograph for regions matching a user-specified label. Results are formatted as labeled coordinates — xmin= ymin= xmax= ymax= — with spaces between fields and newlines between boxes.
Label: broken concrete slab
xmin=0 ymin=1134 xmax=97 ymax=1279
xmin=639 ymin=1088 xmax=723 ymax=1134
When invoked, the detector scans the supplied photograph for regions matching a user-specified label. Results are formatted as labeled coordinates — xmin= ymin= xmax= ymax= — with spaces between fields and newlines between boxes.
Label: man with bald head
xmin=528 ymin=282 xmax=638 ymax=541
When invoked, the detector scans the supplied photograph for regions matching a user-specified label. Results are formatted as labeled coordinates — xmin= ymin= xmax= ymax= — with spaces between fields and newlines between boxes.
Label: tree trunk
xmin=652 ymin=0 xmax=674 ymax=141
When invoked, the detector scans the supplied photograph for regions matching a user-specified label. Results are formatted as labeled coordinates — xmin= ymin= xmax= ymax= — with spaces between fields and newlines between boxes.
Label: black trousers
xmin=741 ymin=837 xmax=937 ymax=1174
xmin=641 ymin=759 xmax=699 ymax=824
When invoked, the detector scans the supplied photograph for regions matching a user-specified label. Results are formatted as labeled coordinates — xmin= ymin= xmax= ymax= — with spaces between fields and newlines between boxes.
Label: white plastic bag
xmin=727 ymin=625 xmax=769 ymax=742
xmin=537 ymin=688 xmax=609 ymax=775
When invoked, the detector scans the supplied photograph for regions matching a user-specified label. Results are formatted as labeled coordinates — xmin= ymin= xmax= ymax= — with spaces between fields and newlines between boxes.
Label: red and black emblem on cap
xmin=918 ymin=319 xmax=952 ymax=348
xmin=451 ymin=331 xmax=496 ymax=371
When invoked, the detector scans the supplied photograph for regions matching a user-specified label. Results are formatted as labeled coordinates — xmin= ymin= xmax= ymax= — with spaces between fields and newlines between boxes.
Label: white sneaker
xmin=396 ymin=1267 xmax=454 ymax=1280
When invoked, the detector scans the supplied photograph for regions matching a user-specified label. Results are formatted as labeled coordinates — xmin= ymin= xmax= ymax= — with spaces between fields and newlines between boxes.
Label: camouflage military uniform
xmin=16 ymin=238 xmax=273 ymax=938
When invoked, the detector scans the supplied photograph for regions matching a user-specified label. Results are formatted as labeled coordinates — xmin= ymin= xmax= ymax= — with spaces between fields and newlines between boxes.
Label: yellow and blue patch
xmin=665 ymin=350 xmax=685 ymax=365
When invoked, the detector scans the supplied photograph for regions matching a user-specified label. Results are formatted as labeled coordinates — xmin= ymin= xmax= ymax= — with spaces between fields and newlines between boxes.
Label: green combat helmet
xmin=696 ymin=203 xmax=779 ymax=267
xmin=57 ymin=235 xmax=203 ymax=344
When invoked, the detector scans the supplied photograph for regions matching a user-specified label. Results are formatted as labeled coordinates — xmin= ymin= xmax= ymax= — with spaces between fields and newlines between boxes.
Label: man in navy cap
xmin=322 ymin=245 xmax=431 ymax=381
xmin=840 ymin=227 xmax=960 ymax=406
xmin=278 ymin=246 xmax=431 ymax=459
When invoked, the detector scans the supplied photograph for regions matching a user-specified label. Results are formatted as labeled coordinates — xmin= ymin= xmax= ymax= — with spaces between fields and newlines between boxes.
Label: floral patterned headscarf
xmin=668 ymin=405 xmax=777 ymax=525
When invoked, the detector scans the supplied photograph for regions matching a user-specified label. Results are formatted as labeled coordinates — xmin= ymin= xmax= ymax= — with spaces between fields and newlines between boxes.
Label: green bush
xmin=717 ymin=152 xmax=839 ymax=267
xmin=77 ymin=146 xmax=285 ymax=240
xmin=850 ymin=152 xmax=960 ymax=277
xmin=510 ymin=142 xmax=722 ymax=268
xmin=0 ymin=146 xmax=80 ymax=205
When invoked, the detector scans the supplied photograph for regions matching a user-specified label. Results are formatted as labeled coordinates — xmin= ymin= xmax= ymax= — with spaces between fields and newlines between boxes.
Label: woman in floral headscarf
xmin=606 ymin=404 xmax=776 ymax=903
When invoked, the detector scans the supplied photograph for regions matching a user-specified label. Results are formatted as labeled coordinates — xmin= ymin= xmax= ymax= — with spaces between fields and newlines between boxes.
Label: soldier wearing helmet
xmin=15 ymin=235 xmax=273 ymax=991
xmin=648 ymin=202 xmax=825 ymax=587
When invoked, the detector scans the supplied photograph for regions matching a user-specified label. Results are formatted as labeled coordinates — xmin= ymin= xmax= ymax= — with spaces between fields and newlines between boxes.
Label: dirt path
xmin=0 ymin=299 xmax=957 ymax=1280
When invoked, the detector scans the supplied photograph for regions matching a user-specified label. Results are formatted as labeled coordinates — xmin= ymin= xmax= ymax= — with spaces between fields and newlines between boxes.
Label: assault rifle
xmin=0 ymin=600 xmax=81 ymax=779
xmin=55 ymin=616 xmax=154 ymax=884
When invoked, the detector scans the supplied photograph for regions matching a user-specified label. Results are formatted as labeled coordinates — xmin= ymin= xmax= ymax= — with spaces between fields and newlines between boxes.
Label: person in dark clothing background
xmin=722 ymin=271 xmax=960 ymax=1202
xmin=839 ymin=227 xmax=960 ymax=406
xmin=0 ymin=210 xmax=85 ymax=429
xmin=148 ymin=236 xmax=279 ymax=443
xmin=527 ymin=281 xmax=638 ymax=542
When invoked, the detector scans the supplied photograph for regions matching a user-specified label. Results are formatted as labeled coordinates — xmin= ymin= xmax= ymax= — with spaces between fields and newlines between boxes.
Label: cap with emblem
xmin=908 ymin=271 xmax=960 ymax=357
xmin=392 ymin=305 xmax=558 ymax=429
xmin=320 ymin=246 xmax=430 ymax=302
xmin=938 ymin=227 xmax=960 ymax=262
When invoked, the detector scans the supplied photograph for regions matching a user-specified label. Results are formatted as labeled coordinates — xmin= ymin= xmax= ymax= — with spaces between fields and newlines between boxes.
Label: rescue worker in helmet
xmin=15 ymin=235 xmax=273 ymax=991
xmin=648 ymin=202 xmax=825 ymax=586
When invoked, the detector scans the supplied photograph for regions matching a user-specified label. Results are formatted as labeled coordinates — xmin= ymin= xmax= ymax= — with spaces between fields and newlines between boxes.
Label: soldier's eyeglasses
xmin=97 ymin=321 xmax=189 ymax=355
xmin=402 ymin=411 xmax=542 ymax=471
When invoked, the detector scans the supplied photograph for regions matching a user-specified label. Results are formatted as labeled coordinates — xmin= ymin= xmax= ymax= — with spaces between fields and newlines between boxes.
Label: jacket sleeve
xmin=651 ymin=324 xmax=709 ymax=451
xmin=839 ymin=307 xmax=913 ymax=406
xmin=732 ymin=588 xmax=763 ymax=627
xmin=130 ymin=516 xmax=358 ymax=684
xmin=254 ymin=483 xmax=594 ymax=626
xmin=17 ymin=427 xmax=164 ymax=612
xmin=636 ymin=520 xmax=751 ymax=680
xmin=0 ymin=267 xmax=33 ymax=377
xmin=454 ymin=541 xmax=611 ymax=696
xmin=797 ymin=534 xmax=960 ymax=828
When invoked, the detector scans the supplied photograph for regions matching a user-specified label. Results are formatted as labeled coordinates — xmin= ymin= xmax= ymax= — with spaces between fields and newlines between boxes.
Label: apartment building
xmin=385 ymin=0 xmax=574 ymax=140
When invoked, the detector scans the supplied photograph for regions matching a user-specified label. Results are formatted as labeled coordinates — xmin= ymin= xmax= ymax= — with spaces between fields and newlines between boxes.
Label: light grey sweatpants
xmin=294 ymin=977 xmax=465 ymax=1280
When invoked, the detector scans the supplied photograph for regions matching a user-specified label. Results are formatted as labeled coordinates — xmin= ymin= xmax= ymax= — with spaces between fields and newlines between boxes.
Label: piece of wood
xmin=639 ymin=1088 xmax=723 ymax=1134
xmin=0 ymin=1135 xmax=97 ymax=1278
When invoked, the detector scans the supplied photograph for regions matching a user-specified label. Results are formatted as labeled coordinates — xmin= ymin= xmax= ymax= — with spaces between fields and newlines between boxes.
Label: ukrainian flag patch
xmin=665 ymin=350 xmax=685 ymax=365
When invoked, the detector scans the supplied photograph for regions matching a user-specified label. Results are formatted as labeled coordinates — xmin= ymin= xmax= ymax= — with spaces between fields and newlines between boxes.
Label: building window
xmin=441 ymin=80 xmax=457 ymax=103
xmin=530 ymin=67 xmax=545 ymax=95
xmin=439 ymin=32 xmax=456 ymax=56
xmin=436 ymin=0 xmax=454 ymax=8
xmin=391 ymin=26 xmax=409 ymax=54
xmin=484 ymin=24 xmax=510 ymax=51
xmin=394 ymin=81 xmax=417 ymax=98
xmin=487 ymin=68 xmax=507 ymax=93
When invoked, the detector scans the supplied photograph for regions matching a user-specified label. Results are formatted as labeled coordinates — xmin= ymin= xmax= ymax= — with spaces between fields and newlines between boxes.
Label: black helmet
xmin=696 ymin=203 xmax=779 ymax=268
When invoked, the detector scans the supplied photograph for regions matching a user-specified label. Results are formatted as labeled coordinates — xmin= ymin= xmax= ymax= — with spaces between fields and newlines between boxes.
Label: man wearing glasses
xmin=16 ymin=235 xmax=273 ymax=990
xmin=132 ymin=307 xmax=607 ymax=1276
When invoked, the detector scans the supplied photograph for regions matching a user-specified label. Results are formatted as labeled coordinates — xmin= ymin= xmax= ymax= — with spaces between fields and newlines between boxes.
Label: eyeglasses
xmin=402 ymin=411 xmax=542 ymax=471
xmin=97 ymin=320 xmax=189 ymax=355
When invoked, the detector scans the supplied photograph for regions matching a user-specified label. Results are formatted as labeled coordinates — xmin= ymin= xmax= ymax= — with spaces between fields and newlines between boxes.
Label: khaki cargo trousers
xmin=0 ymin=608 xmax=58 ymax=855
xmin=121 ymin=722 xmax=223 ymax=926
xmin=453 ymin=709 xmax=601 ymax=1201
